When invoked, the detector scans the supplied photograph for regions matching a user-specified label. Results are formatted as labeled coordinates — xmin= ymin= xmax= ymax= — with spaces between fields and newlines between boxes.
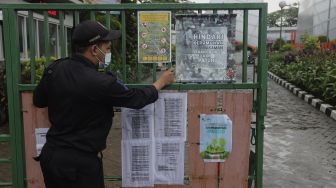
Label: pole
xmin=279 ymin=7 xmax=283 ymax=47
xmin=326 ymin=0 xmax=331 ymax=42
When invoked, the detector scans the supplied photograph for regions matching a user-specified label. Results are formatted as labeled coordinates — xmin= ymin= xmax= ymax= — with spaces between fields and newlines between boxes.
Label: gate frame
xmin=0 ymin=3 xmax=267 ymax=188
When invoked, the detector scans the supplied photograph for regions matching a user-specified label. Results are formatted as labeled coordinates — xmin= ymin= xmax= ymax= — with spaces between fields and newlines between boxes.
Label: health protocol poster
xmin=200 ymin=114 xmax=232 ymax=162
xmin=175 ymin=14 xmax=237 ymax=82
xmin=138 ymin=11 xmax=171 ymax=63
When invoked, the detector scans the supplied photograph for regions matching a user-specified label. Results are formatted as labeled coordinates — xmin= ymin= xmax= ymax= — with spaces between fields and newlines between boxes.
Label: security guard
xmin=33 ymin=20 xmax=175 ymax=188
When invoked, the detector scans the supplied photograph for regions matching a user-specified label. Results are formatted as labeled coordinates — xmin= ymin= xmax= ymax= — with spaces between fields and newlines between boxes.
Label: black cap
xmin=72 ymin=20 xmax=121 ymax=47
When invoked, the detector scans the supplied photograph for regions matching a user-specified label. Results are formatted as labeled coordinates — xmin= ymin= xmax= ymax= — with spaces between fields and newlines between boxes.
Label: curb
xmin=268 ymin=72 xmax=336 ymax=121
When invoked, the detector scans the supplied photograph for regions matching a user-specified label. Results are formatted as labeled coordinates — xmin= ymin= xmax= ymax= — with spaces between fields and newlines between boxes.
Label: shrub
xmin=251 ymin=47 xmax=258 ymax=56
xmin=318 ymin=35 xmax=328 ymax=43
xmin=272 ymin=38 xmax=285 ymax=51
xmin=331 ymin=39 xmax=336 ymax=49
xmin=268 ymin=50 xmax=336 ymax=106
xmin=21 ymin=57 xmax=57 ymax=84
xmin=280 ymin=43 xmax=294 ymax=52
xmin=302 ymin=33 xmax=320 ymax=52
xmin=235 ymin=41 xmax=243 ymax=51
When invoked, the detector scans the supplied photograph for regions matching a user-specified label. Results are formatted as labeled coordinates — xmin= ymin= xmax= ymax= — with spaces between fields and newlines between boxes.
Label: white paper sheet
xmin=121 ymin=92 xmax=187 ymax=187
xmin=154 ymin=93 xmax=187 ymax=140
xmin=35 ymin=128 xmax=49 ymax=155
xmin=122 ymin=104 xmax=154 ymax=140
xmin=154 ymin=139 xmax=184 ymax=185
xmin=122 ymin=140 xmax=154 ymax=187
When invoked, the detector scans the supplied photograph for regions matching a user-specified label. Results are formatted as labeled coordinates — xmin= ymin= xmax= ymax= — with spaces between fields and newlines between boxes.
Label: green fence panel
xmin=0 ymin=3 xmax=267 ymax=188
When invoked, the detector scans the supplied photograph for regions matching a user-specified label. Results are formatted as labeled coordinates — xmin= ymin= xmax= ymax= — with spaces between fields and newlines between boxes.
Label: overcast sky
xmin=193 ymin=0 xmax=300 ymax=13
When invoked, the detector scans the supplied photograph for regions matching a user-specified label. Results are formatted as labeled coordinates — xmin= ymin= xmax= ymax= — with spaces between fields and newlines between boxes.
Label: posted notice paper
xmin=200 ymin=114 xmax=232 ymax=162
xmin=35 ymin=128 xmax=49 ymax=155
xmin=122 ymin=104 xmax=154 ymax=140
xmin=154 ymin=139 xmax=184 ymax=184
xmin=154 ymin=92 xmax=187 ymax=141
xmin=121 ymin=92 xmax=187 ymax=187
xmin=122 ymin=140 xmax=154 ymax=187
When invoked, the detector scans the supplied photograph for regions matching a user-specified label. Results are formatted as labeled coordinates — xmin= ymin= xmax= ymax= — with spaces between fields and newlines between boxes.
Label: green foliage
xmin=318 ymin=35 xmax=328 ymax=43
xmin=235 ymin=41 xmax=243 ymax=51
xmin=302 ymin=33 xmax=320 ymax=52
xmin=280 ymin=43 xmax=294 ymax=52
xmin=269 ymin=51 xmax=336 ymax=106
xmin=21 ymin=57 xmax=56 ymax=84
xmin=268 ymin=7 xmax=298 ymax=27
xmin=251 ymin=47 xmax=258 ymax=56
xmin=272 ymin=38 xmax=285 ymax=51
xmin=268 ymin=52 xmax=284 ymax=62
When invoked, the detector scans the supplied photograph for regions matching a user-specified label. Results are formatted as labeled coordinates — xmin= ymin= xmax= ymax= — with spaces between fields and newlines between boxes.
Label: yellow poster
xmin=138 ymin=11 xmax=171 ymax=63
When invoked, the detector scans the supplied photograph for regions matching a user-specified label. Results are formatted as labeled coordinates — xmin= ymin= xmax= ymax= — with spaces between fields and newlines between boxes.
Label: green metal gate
xmin=0 ymin=3 xmax=267 ymax=188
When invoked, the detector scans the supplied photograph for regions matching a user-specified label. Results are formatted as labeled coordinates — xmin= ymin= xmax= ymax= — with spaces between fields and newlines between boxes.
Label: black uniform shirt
xmin=33 ymin=54 xmax=158 ymax=153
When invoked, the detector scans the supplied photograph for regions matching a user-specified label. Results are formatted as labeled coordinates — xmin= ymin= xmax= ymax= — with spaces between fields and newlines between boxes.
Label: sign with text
xmin=138 ymin=11 xmax=171 ymax=63
xmin=200 ymin=114 xmax=232 ymax=162
xmin=175 ymin=14 xmax=237 ymax=82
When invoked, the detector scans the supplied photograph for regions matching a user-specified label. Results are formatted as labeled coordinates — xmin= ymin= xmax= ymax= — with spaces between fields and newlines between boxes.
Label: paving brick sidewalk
xmin=264 ymin=78 xmax=336 ymax=188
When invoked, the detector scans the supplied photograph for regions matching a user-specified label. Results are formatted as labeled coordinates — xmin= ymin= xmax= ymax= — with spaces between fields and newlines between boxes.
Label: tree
xmin=268 ymin=6 xmax=298 ymax=27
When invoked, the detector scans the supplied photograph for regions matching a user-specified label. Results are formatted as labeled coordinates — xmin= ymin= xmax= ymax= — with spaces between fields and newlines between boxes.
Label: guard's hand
xmin=153 ymin=68 xmax=175 ymax=90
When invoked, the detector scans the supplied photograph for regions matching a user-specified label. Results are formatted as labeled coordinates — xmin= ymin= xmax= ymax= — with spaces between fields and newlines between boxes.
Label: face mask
xmin=96 ymin=47 xmax=112 ymax=68
xmin=104 ymin=52 xmax=112 ymax=67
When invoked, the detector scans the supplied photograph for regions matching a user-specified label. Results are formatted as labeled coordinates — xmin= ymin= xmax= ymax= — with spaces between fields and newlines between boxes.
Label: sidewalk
xmin=264 ymin=78 xmax=336 ymax=187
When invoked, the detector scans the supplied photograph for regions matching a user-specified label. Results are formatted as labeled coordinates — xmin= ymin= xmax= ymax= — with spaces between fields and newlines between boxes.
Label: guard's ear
xmin=91 ymin=45 xmax=98 ymax=56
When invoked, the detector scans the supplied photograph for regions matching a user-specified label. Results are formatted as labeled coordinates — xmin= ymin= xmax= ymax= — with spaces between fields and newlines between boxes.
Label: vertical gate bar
xmin=136 ymin=6 xmax=142 ymax=83
xmin=138 ymin=63 xmax=143 ymax=82
xmin=135 ymin=10 xmax=140 ymax=82
xmin=75 ymin=11 xmax=80 ymax=25
xmin=121 ymin=10 xmax=127 ymax=82
xmin=257 ymin=6 xmax=268 ymax=126
xmin=136 ymin=62 xmax=140 ymax=82
xmin=44 ymin=11 xmax=50 ymax=66
xmin=3 ymin=8 xmax=25 ymax=188
xmin=2 ymin=8 xmax=15 ymax=187
xmin=255 ymin=4 xmax=268 ymax=188
xmin=242 ymin=10 xmax=248 ymax=83
xmin=105 ymin=11 xmax=112 ymax=71
xmin=28 ymin=11 xmax=36 ymax=84
xmin=152 ymin=63 xmax=156 ymax=83
xmin=252 ymin=63 xmax=256 ymax=112
xmin=59 ymin=10 xmax=66 ymax=58
xmin=105 ymin=11 xmax=111 ymax=29
xmin=90 ymin=11 xmax=96 ymax=21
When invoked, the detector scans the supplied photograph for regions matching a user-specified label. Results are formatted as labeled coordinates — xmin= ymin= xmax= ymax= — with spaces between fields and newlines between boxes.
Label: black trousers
xmin=39 ymin=145 xmax=105 ymax=188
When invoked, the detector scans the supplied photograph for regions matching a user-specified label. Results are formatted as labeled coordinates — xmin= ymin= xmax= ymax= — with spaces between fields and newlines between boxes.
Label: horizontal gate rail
xmin=0 ymin=3 xmax=266 ymax=10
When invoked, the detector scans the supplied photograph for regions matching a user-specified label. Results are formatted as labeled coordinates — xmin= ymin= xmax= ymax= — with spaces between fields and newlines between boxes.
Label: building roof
xmin=267 ymin=27 xmax=297 ymax=31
